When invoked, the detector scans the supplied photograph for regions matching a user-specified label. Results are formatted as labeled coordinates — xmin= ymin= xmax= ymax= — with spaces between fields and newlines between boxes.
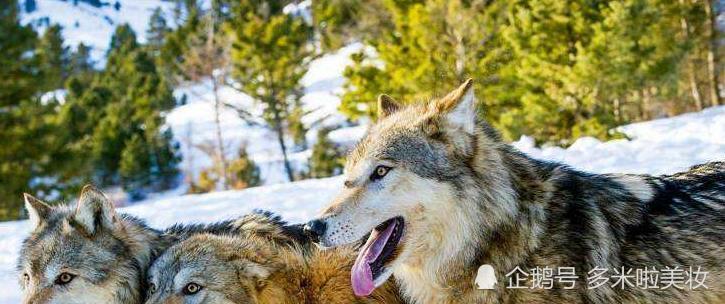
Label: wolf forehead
xmin=149 ymin=235 xmax=263 ymax=283
xmin=18 ymin=205 xmax=130 ymax=274
xmin=156 ymin=234 xmax=254 ymax=264
xmin=17 ymin=210 xmax=100 ymax=274
xmin=347 ymin=105 xmax=472 ymax=181
xmin=152 ymin=235 xmax=220 ymax=273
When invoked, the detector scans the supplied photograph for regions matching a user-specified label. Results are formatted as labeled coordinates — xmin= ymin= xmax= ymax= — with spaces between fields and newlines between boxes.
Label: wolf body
xmin=307 ymin=80 xmax=725 ymax=303
xmin=17 ymin=185 xmax=302 ymax=304
xmin=145 ymin=232 xmax=404 ymax=304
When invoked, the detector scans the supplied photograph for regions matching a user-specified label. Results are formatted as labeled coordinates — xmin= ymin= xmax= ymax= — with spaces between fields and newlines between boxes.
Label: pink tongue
xmin=351 ymin=221 xmax=396 ymax=297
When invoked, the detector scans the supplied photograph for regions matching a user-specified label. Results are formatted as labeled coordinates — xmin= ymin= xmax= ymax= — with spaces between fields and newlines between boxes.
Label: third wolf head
xmin=17 ymin=185 xmax=162 ymax=304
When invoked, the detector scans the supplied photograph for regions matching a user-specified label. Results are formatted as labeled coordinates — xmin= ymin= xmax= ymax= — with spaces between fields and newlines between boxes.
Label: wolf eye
xmin=22 ymin=273 xmax=30 ymax=285
xmin=149 ymin=283 xmax=157 ymax=294
xmin=55 ymin=272 xmax=75 ymax=285
xmin=370 ymin=165 xmax=392 ymax=181
xmin=183 ymin=282 xmax=202 ymax=295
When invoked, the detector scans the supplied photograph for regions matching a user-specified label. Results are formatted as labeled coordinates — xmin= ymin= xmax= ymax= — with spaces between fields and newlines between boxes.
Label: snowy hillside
xmin=20 ymin=0 xmax=366 ymax=186
xmin=168 ymin=43 xmax=366 ymax=185
xmin=21 ymin=0 xmax=176 ymax=63
xmin=1 ymin=105 xmax=724 ymax=303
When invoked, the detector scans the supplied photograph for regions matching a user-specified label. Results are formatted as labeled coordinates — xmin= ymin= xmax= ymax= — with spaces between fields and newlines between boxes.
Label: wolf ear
xmin=72 ymin=185 xmax=118 ymax=235
xmin=436 ymin=79 xmax=477 ymax=134
xmin=377 ymin=94 xmax=401 ymax=119
xmin=24 ymin=193 xmax=51 ymax=229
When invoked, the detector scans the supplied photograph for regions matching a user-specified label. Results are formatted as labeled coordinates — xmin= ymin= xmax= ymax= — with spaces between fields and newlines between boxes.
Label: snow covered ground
xmin=1 ymin=105 xmax=723 ymax=303
xmin=514 ymin=105 xmax=725 ymax=176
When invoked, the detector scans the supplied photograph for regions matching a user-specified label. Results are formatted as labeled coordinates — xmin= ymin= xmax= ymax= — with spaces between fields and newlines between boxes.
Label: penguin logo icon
xmin=475 ymin=264 xmax=497 ymax=290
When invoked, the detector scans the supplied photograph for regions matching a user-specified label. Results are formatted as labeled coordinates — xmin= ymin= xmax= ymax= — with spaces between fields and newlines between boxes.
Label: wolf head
xmin=306 ymin=79 xmax=519 ymax=296
xmin=17 ymin=185 xmax=158 ymax=304
xmin=145 ymin=234 xmax=276 ymax=304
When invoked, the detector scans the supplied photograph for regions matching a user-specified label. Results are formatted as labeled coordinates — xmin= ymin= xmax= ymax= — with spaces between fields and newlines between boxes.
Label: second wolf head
xmin=145 ymin=233 xmax=403 ymax=304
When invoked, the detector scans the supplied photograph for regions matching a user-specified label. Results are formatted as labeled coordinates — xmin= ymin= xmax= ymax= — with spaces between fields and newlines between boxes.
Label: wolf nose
xmin=304 ymin=219 xmax=327 ymax=240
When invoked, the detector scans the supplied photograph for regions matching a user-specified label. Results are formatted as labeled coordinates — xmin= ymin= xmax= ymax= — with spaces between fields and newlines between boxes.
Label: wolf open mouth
xmin=351 ymin=217 xmax=404 ymax=297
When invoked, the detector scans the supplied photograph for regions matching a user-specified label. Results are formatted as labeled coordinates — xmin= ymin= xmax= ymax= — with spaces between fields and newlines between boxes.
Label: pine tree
xmin=0 ymin=0 xmax=50 ymax=220
xmin=68 ymin=25 xmax=180 ymax=195
xmin=703 ymin=0 xmax=721 ymax=106
xmin=159 ymin=0 xmax=202 ymax=80
xmin=0 ymin=0 xmax=38 ymax=107
xmin=668 ymin=0 xmax=723 ymax=112
xmin=68 ymin=43 xmax=94 ymax=77
xmin=230 ymin=1 xmax=314 ymax=182
xmin=0 ymin=100 xmax=58 ymax=220
xmin=312 ymin=0 xmax=392 ymax=52
xmin=147 ymin=7 xmax=170 ymax=53
xmin=577 ymin=0 xmax=686 ymax=122
xmin=193 ymin=142 xmax=260 ymax=192
xmin=53 ymin=84 xmax=112 ymax=188
xmin=288 ymin=105 xmax=308 ymax=149
xmin=309 ymin=128 xmax=344 ymax=178
xmin=312 ymin=0 xmax=360 ymax=51
xmin=497 ymin=0 xmax=613 ymax=144
xmin=340 ymin=0 xmax=512 ymax=122
xmin=193 ymin=169 xmax=217 ymax=193
xmin=228 ymin=146 xmax=261 ymax=189
xmin=91 ymin=102 xmax=127 ymax=183
xmin=108 ymin=24 xmax=138 ymax=58
xmin=335 ymin=0 xmax=725 ymax=145
xmin=151 ymin=128 xmax=181 ymax=190
xmin=678 ymin=0 xmax=706 ymax=112
xmin=119 ymin=134 xmax=151 ymax=200
xmin=178 ymin=13 xmax=233 ymax=189
xmin=210 ymin=0 xmax=234 ymax=25
xmin=37 ymin=24 xmax=70 ymax=91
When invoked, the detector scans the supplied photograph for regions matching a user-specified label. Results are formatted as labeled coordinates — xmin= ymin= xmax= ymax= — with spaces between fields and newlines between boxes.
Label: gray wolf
xmin=305 ymin=79 xmax=724 ymax=303
xmin=17 ymin=185 xmax=303 ymax=304
xmin=144 ymin=232 xmax=404 ymax=304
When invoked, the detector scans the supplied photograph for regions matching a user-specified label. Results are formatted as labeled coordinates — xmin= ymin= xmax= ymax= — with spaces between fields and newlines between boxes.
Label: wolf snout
xmin=303 ymin=219 xmax=327 ymax=241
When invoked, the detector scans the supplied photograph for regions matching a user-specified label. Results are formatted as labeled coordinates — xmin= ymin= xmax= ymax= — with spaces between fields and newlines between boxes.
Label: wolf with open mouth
xmin=305 ymin=79 xmax=724 ymax=303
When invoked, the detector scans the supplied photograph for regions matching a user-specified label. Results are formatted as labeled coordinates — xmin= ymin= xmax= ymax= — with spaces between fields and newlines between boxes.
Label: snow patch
xmin=21 ymin=0 xmax=176 ymax=64
xmin=513 ymin=106 xmax=725 ymax=175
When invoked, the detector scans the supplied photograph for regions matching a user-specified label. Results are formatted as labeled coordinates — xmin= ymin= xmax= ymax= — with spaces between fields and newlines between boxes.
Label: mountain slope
xmin=21 ymin=0 xmax=176 ymax=63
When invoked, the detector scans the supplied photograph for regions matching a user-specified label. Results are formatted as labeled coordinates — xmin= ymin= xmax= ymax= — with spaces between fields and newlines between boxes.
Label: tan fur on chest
xmin=259 ymin=247 xmax=403 ymax=304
